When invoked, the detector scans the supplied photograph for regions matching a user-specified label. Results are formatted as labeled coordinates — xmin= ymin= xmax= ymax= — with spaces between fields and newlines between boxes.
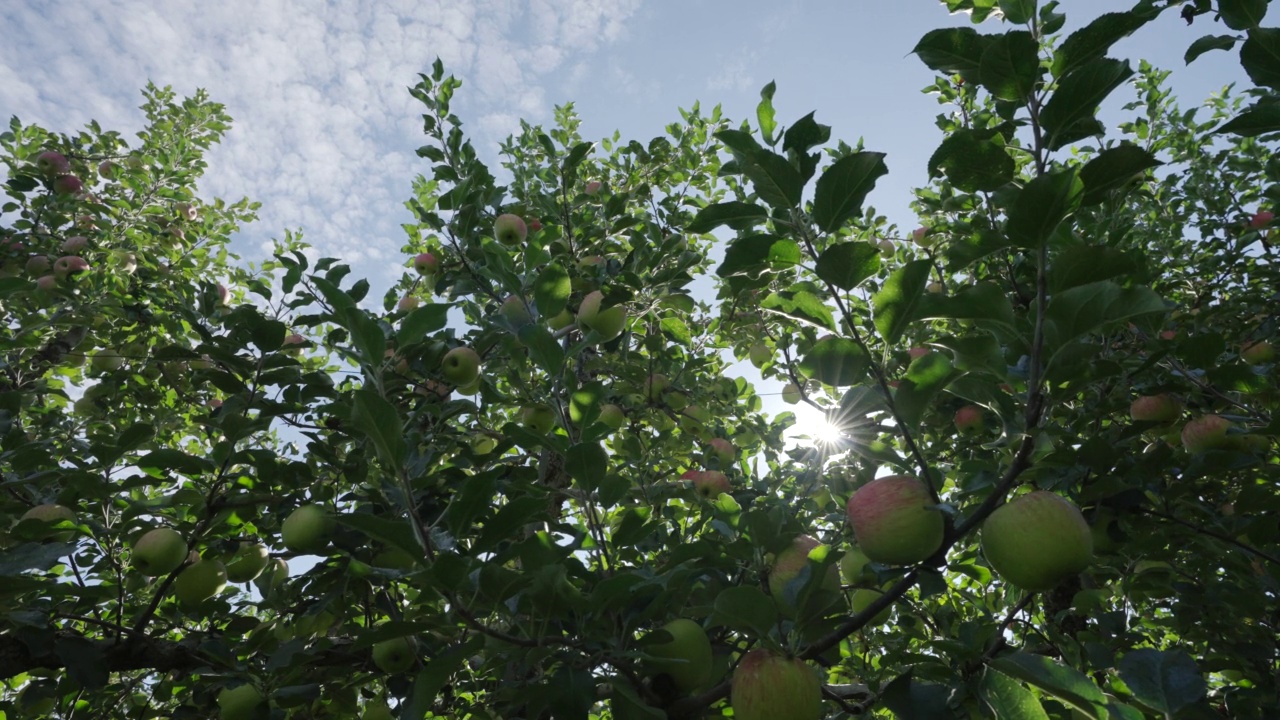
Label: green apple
xmin=363 ymin=700 xmax=395 ymax=720
xmin=576 ymin=291 xmax=626 ymax=341
xmin=645 ymin=373 xmax=669 ymax=401
xmin=174 ymin=558 xmax=228 ymax=606
xmin=547 ymin=308 xmax=574 ymax=330
xmin=282 ymin=504 xmax=332 ymax=554
xmin=499 ymin=295 xmax=533 ymax=329
xmin=254 ymin=558 xmax=289 ymax=595
xmin=20 ymin=504 xmax=77 ymax=542
xmin=91 ymin=350 xmax=124 ymax=373
xmin=706 ymin=438 xmax=735 ymax=467
xmin=217 ymin=684 xmax=264 ymax=720
xmin=598 ymin=403 xmax=626 ymax=430
xmin=521 ymin=404 xmax=556 ymax=434
xmin=1130 ymin=394 xmax=1182 ymax=423
xmin=641 ymin=618 xmax=712 ymax=692
xmin=850 ymin=587 xmax=892 ymax=625
xmin=768 ymin=535 xmax=840 ymax=615
xmin=471 ymin=433 xmax=498 ymax=454
xmin=494 ymin=213 xmax=528 ymax=245
xmin=781 ymin=383 xmax=802 ymax=405
xmin=441 ymin=346 xmax=481 ymax=386
xmin=1181 ymin=414 xmax=1232 ymax=452
xmin=839 ymin=545 xmax=873 ymax=586
xmin=748 ymin=342 xmax=770 ymax=368
xmin=1241 ymin=340 xmax=1274 ymax=364
xmin=731 ymin=650 xmax=822 ymax=720
xmin=846 ymin=475 xmax=944 ymax=565
xmin=981 ymin=491 xmax=1093 ymax=591
xmin=372 ymin=636 xmax=417 ymax=673
xmin=132 ymin=527 xmax=188 ymax=576
xmin=225 ymin=542 xmax=271 ymax=582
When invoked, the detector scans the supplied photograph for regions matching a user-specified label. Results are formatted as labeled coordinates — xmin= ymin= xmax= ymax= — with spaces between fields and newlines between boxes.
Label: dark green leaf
xmin=873 ymin=260 xmax=932 ymax=343
xmin=566 ymin=442 xmax=608 ymax=490
xmin=351 ymin=388 xmax=407 ymax=469
xmin=783 ymin=112 xmax=833 ymax=181
xmin=1044 ymin=281 xmax=1166 ymax=351
xmin=405 ymin=639 xmax=481 ymax=719
xmin=534 ymin=264 xmax=571 ymax=318
xmin=717 ymin=235 xmax=801 ymax=278
xmin=743 ymin=150 xmax=805 ymax=210
xmin=711 ymin=586 xmax=778 ymax=638
xmin=896 ymin=351 xmax=958 ymax=426
xmin=761 ymin=290 xmax=836 ymax=331
xmin=562 ymin=142 xmax=594 ymax=173
xmin=814 ymin=241 xmax=881 ymax=291
xmin=1218 ymin=0 xmax=1268 ymax=30
xmin=1241 ymin=27 xmax=1280 ymax=89
xmin=913 ymin=27 xmax=991 ymax=80
xmin=979 ymin=31 xmax=1041 ymax=101
xmin=1214 ymin=103 xmax=1280 ymax=136
xmin=915 ymin=282 xmax=1017 ymax=332
xmin=56 ymin=637 xmax=108 ymax=689
xmin=1117 ymin=649 xmax=1206 ymax=716
xmin=1185 ymin=34 xmax=1239 ymax=64
xmin=687 ymin=201 xmax=769 ymax=233
xmin=979 ymin=668 xmax=1050 ymax=719
xmin=1051 ymin=11 xmax=1152 ymax=78
xmin=447 ymin=471 xmax=498 ymax=536
xmin=800 ymin=336 xmax=871 ymax=386
xmin=339 ymin=514 xmax=422 ymax=564
xmin=882 ymin=671 xmax=954 ymax=720
xmin=517 ymin=324 xmax=564 ymax=375
xmin=811 ymin=152 xmax=888 ymax=232
xmin=1078 ymin=144 xmax=1161 ymax=204
xmin=0 ymin=543 xmax=78 ymax=575
xmin=136 ymin=450 xmax=216 ymax=476
xmin=998 ymin=0 xmax=1036 ymax=24
xmin=1041 ymin=58 xmax=1134 ymax=150
xmin=991 ymin=652 xmax=1107 ymax=714
xmin=1006 ymin=168 xmax=1083 ymax=247
xmin=1048 ymin=244 xmax=1140 ymax=292
xmin=397 ymin=303 xmax=451 ymax=347
xmin=927 ymin=129 xmax=1016 ymax=192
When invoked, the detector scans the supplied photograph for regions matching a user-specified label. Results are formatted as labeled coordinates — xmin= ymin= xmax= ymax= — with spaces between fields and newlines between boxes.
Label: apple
xmin=34 ymin=275 xmax=57 ymax=293
xmin=397 ymin=295 xmax=419 ymax=312
xmin=91 ymin=350 xmax=124 ymax=373
xmin=748 ymin=342 xmax=770 ymax=368
xmin=282 ymin=504 xmax=332 ymax=554
xmin=225 ymin=542 xmax=271 ymax=582
xmin=176 ymin=202 xmax=198 ymax=221
xmin=682 ymin=470 xmax=730 ymax=499
xmin=981 ymin=491 xmax=1093 ymax=591
xmin=363 ymin=700 xmax=395 ymax=720
xmin=53 ymin=175 xmax=83 ymax=196
xmin=954 ymin=405 xmax=984 ymax=434
xmin=471 ymin=433 xmax=498 ymax=454
xmin=768 ymin=535 xmax=839 ymax=615
xmin=781 ymin=383 xmax=802 ymax=405
xmin=25 ymin=255 xmax=52 ymax=276
xmin=839 ymin=545 xmax=873 ymax=586
xmin=731 ymin=650 xmax=822 ymax=720
xmin=113 ymin=251 xmax=137 ymax=274
xmin=706 ymin=438 xmax=735 ymax=466
xmin=521 ymin=404 xmax=556 ymax=434
xmin=174 ymin=558 xmax=228 ymax=606
xmin=493 ymin=213 xmax=528 ymax=245
xmin=577 ymin=291 xmax=626 ymax=340
xmin=1130 ymin=394 xmax=1182 ymax=423
xmin=598 ymin=403 xmax=626 ymax=430
xmin=576 ymin=255 xmax=605 ymax=272
xmin=645 ymin=373 xmax=670 ymax=401
xmin=217 ymin=283 xmax=231 ymax=306
xmin=165 ymin=226 xmax=186 ymax=244
xmin=878 ymin=238 xmax=895 ymax=255
xmin=254 ymin=558 xmax=289 ymax=595
xmin=641 ymin=618 xmax=712 ymax=692
xmin=1241 ymin=341 xmax=1274 ymax=364
xmin=217 ymin=684 xmax=264 ymax=720
xmin=850 ymin=587 xmax=892 ymax=625
xmin=281 ymin=334 xmax=305 ymax=353
xmin=547 ymin=308 xmax=574 ymax=330
xmin=132 ymin=527 xmax=188 ymax=576
xmin=926 ymin=281 xmax=944 ymax=294
xmin=908 ymin=346 xmax=929 ymax=360
xmin=846 ymin=475 xmax=944 ymax=565
xmin=1181 ymin=414 xmax=1232 ymax=453
xmin=440 ymin=346 xmax=481 ymax=386
xmin=54 ymin=256 xmax=89 ymax=278
xmin=34 ymin=150 xmax=71 ymax=176
xmin=60 ymin=236 xmax=89 ymax=253
xmin=372 ymin=636 xmax=417 ymax=673
xmin=912 ymin=226 xmax=935 ymax=248
xmin=1249 ymin=210 xmax=1273 ymax=228
xmin=20 ymin=504 xmax=77 ymax=541
xmin=584 ymin=180 xmax=603 ymax=195
xmin=413 ymin=252 xmax=440 ymax=275
xmin=665 ymin=391 xmax=689 ymax=411
xmin=457 ymin=377 xmax=482 ymax=396
xmin=499 ymin=295 xmax=533 ymax=329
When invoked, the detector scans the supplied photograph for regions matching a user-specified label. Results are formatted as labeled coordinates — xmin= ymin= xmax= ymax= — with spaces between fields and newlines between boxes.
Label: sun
xmin=791 ymin=402 xmax=846 ymax=446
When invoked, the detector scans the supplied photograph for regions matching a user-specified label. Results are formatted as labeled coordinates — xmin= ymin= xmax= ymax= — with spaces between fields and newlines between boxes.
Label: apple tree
xmin=1 ymin=2 xmax=1278 ymax=719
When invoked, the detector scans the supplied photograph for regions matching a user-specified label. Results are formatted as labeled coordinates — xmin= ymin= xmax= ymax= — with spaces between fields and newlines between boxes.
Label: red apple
xmin=682 ymin=470 xmax=730 ymax=499
xmin=34 ymin=150 xmax=71 ymax=176
xmin=846 ymin=475 xmax=944 ymax=565
xmin=584 ymin=180 xmax=603 ymax=196
xmin=1130 ymin=394 xmax=1182 ymax=423
xmin=706 ymin=438 xmax=735 ymax=466
xmin=1249 ymin=210 xmax=1273 ymax=228
xmin=494 ymin=213 xmax=528 ymax=245
xmin=1181 ymin=414 xmax=1232 ymax=452
xmin=53 ymin=175 xmax=83 ymax=195
xmin=981 ymin=491 xmax=1092 ymax=591
xmin=54 ymin=256 xmax=89 ymax=278
xmin=768 ymin=535 xmax=839 ymax=614
xmin=954 ymin=405 xmax=984 ymax=434
xmin=413 ymin=252 xmax=439 ymax=275
xmin=1241 ymin=341 xmax=1274 ymax=365
xmin=60 ymin=236 xmax=89 ymax=253
xmin=731 ymin=650 xmax=822 ymax=720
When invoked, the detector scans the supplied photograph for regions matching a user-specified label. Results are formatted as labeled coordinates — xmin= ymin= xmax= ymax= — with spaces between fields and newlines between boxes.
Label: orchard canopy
xmin=2 ymin=2 xmax=1279 ymax=719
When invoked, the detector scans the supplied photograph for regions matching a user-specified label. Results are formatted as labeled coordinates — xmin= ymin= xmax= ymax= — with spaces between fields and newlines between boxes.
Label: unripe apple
xmin=53 ymin=175 xmax=83 ymax=195
xmin=1249 ymin=210 xmax=1273 ymax=228
xmin=113 ymin=251 xmax=137 ymax=274
xmin=665 ymin=391 xmax=689 ymax=411
xmin=499 ymin=295 xmax=533 ymax=329
xmin=457 ymin=377 xmax=482 ymax=396
xmin=60 ymin=236 xmax=89 ymax=253
xmin=281 ymin=334 xmax=305 ymax=353
xmin=850 ymin=587 xmax=892 ymax=625
xmin=217 ymin=684 xmax=264 ymax=720
xmin=584 ymin=180 xmax=603 ymax=196
xmin=846 ymin=475 xmax=944 ymax=565
xmin=598 ymin=403 xmax=626 ymax=430
xmin=1181 ymin=414 xmax=1232 ymax=453
xmin=926 ymin=281 xmax=944 ymax=294
xmin=91 ymin=350 xmax=124 ymax=373
xmin=839 ymin=546 xmax=873 ymax=586
xmin=576 ymin=255 xmax=605 ymax=272
xmin=768 ymin=535 xmax=839 ymax=613
xmin=54 ymin=255 xmax=89 ymax=278
xmin=174 ymin=558 xmax=228 ymax=606
xmin=25 ymin=255 xmax=52 ymax=277
xmin=781 ymin=383 xmax=802 ymax=404
xmin=372 ymin=636 xmax=417 ymax=673
xmin=20 ymin=504 xmax=77 ymax=541
xmin=363 ymin=700 xmax=395 ymax=720
xmin=645 ymin=373 xmax=670 ymax=401
xmin=706 ymin=438 xmax=735 ymax=466
xmin=440 ymin=346 xmax=481 ymax=386
xmin=547 ymin=308 xmax=574 ymax=330
xmin=494 ymin=213 xmax=528 ymax=245
xmin=878 ymin=238 xmax=895 ymax=255
xmin=748 ymin=342 xmax=770 ymax=368
xmin=577 ymin=291 xmax=626 ymax=341
xmin=471 ymin=433 xmax=498 ymax=454
xmin=34 ymin=150 xmax=71 ymax=176
xmin=981 ymin=491 xmax=1092 ymax=591
xmin=912 ymin=226 xmax=934 ymax=248
xmin=397 ymin=295 xmax=419 ymax=312
xmin=682 ymin=470 xmax=730 ymax=499
xmin=253 ymin=558 xmax=289 ymax=595
xmin=731 ymin=650 xmax=822 ymax=720
xmin=641 ymin=618 xmax=712 ymax=692
xmin=132 ymin=527 xmax=188 ymax=576
xmin=413 ymin=251 xmax=440 ymax=275
xmin=521 ymin=404 xmax=556 ymax=434
xmin=225 ymin=542 xmax=271 ymax=582
xmin=176 ymin=202 xmax=198 ymax=222
xmin=1241 ymin=341 xmax=1274 ymax=364
xmin=1130 ymin=394 xmax=1182 ymax=423
xmin=217 ymin=283 xmax=230 ymax=306
xmin=954 ymin=405 xmax=984 ymax=434
xmin=282 ymin=504 xmax=332 ymax=554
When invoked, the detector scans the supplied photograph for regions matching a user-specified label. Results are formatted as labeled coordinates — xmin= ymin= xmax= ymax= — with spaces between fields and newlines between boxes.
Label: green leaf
xmin=998 ymin=0 xmax=1036 ymax=24
xmin=1116 ymin=649 xmax=1206 ymax=716
xmin=687 ymin=201 xmax=768 ymax=233
xmin=716 ymin=131 xmax=804 ymax=209
xmin=1044 ymin=281 xmax=1166 ymax=351
xmin=991 ymin=652 xmax=1107 ymax=714
xmin=137 ymin=450 xmax=216 ymax=476
xmin=927 ymin=128 xmax=1016 ymax=192
xmin=1218 ymin=0 xmax=1268 ymax=30
xmin=1048 ymin=244 xmax=1140 ymax=292
xmin=913 ymin=27 xmax=991 ymax=80
xmin=711 ymin=585 xmax=779 ymax=638
xmin=566 ymin=442 xmax=608 ymax=490
xmin=1051 ymin=11 xmax=1152 ymax=78
xmin=757 ymin=80 xmax=778 ymax=145
xmin=534 ymin=264 xmax=571 ymax=318
xmin=717 ymin=235 xmax=802 ymax=278
xmin=405 ymin=639 xmax=482 ymax=719
xmin=517 ymin=324 xmax=564 ymax=375
xmin=934 ymin=333 xmax=1008 ymax=376
xmin=1185 ymin=34 xmax=1239 ymax=64
xmin=1241 ymin=28 xmax=1280 ymax=89
xmin=660 ymin=316 xmax=693 ymax=346
xmin=881 ymin=671 xmax=954 ymax=720
xmin=800 ymin=336 xmax=871 ymax=386
xmin=1213 ymin=103 xmax=1280 ymax=136
xmin=447 ymin=470 xmax=498 ymax=536
xmin=0 ymin=542 xmax=78 ymax=575
xmin=338 ymin=514 xmax=422 ymax=564
xmin=1041 ymin=58 xmax=1134 ymax=150
xmin=562 ymin=141 xmax=594 ymax=174
xmin=761 ymin=290 xmax=836 ymax=331
xmin=351 ymin=388 xmax=407 ymax=469
xmin=1006 ymin=168 xmax=1083 ymax=247
xmin=979 ymin=31 xmax=1041 ymax=101
xmin=896 ymin=351 xmax=958 ymax=426
xmin=979 ymin=668 xmax=1050 ymax=720
xmin=915 ymin=282 xmax=1017 ymax=332
xmin=569 ymin=382 xmax=604 ymax=424
xmin=873 ymin=260 xmax=932 ymax=343
xmin=396 ymin=303 xmax=451 ymax=347
xmin=811 ymin=152 xmax=889 ymax=232
xmin=814 ymin=241 xmax=881 ymax=291
xmin=1078 ymin=144 xmax=1161 ymax=204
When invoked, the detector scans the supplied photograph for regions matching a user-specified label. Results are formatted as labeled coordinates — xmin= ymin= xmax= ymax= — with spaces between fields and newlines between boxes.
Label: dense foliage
xmin=1 ymin=2 xmax=1278 ymax=718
